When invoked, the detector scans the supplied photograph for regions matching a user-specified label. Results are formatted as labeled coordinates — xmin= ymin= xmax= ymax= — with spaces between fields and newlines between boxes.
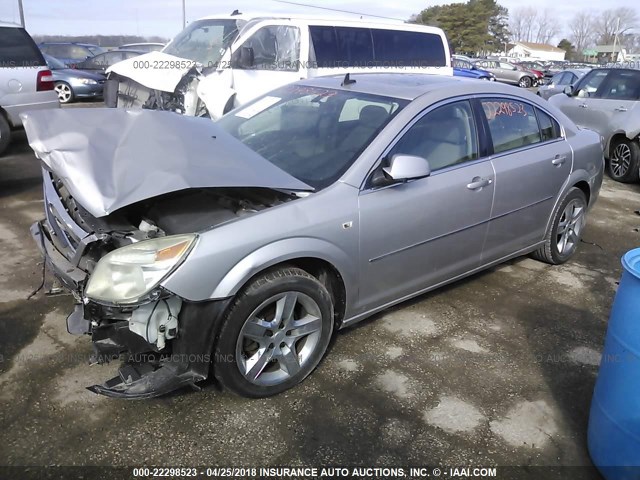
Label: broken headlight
xmin=85 ymin=234 xmax=196 ymax=304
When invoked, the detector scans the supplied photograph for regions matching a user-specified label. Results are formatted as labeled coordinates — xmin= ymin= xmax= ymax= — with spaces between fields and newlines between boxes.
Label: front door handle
xmin=467 ymin=177 xmax=492 ymax=190
xmin=552 ymin=154 xmax=567 ymax=166
xmin=615 ymin=106 xmax=628 ymax=112
xmin=579 ymin=103 xmax=588 ymax=108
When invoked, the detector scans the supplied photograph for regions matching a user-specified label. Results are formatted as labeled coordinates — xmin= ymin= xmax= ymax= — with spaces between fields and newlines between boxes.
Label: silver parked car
xmin=23 ymin=74 xmax=603 ymax=399
xmin=550 ymin=67 xmax=640 ymax=183
xmin=474 ymin=59 xmax=536 ymax=88
xmin=0 ymin=22 xmax=59 ymax=155
xmin=537 ymin=68 xmax=591 ymax=100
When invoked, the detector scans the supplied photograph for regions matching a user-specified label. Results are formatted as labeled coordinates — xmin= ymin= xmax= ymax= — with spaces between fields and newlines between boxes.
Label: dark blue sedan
xmin=44 ymin=54 xmax=105 ymax=104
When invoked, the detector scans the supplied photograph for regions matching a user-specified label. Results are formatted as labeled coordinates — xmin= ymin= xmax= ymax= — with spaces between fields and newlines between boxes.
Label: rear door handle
xmin=552 ymin=154 xmax=567 ymax=166
xmin=467 ymin=177 xmax=492 ymax=190
xmin=615 ymin=106 xmax=628 ymax=112
xmin=579 ymin=104 xmax=588 ymax=108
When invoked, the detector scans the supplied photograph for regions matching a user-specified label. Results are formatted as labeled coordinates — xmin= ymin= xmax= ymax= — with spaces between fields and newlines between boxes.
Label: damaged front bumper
xmin=30 ymin=176 xmax=231 ymax=399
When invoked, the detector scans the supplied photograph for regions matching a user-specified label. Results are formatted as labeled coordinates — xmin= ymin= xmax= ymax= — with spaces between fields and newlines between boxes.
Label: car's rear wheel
xmin=607 ymin=138 xmax=640 ymax=183
xmin=54 ymin=82 xmax=74 ymax=104
xmin=532 ymin=187 xmax=587 ymax=265
xmin=214 ymin=267 xmax=334 ymax=397
xmin=518 ymin=76 xmax=533 ymax=88
xmin=0 ymin=113 xmax=10 ymax=156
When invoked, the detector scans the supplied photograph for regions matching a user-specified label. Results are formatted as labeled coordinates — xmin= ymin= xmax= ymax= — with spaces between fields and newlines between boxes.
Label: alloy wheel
xmin=611 ymin=143 xmax=632 ymax=178
xmin=54 ymin=83 xmax=72 ymax=103
xmin=235 ymin=291 xmax=323 ymax=386
xmin=556 ymin=199 xmax=585 ymax=256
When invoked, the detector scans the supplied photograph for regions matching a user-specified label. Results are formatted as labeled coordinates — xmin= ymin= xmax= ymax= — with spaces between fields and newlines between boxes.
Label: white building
xmin=507 ymin=42 xmax=566 ymax=62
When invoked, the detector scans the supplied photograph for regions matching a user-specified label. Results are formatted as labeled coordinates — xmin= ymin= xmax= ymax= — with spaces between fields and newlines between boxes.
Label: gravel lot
xmin=1 ymin=103 xmax=639 ymax=479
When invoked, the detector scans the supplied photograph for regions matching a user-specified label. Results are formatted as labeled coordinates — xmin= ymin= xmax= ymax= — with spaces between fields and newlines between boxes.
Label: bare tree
xmin=594 ymin=7 xmax=638 ymax=45
xmin=510 ymin=7 xmax=559 ymax=44
xmin=533 ymin=9 xmax=560 ymax=44
xmin=569 ymin=11 xmax=596 ymax=53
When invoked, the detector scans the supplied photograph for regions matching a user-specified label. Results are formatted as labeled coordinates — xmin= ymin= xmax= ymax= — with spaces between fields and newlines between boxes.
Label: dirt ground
xmin=1 ymin=123 xmax=639 ymax=479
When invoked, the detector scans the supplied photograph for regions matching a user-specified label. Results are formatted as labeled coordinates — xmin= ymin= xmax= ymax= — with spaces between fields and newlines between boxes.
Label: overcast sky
xmin=1 ymin=0 xmax=638 ymax=40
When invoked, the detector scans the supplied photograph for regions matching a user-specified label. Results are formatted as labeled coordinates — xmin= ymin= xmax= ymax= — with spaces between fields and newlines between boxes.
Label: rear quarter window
xmin=0 ymin=27 xmax=45 ymax=67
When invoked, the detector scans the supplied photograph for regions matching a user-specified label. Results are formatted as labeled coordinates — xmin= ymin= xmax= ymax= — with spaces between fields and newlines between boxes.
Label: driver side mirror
xmin=232 ymin=46 xmax=254 ymax=69
xmin=372 ymin=154 xmax=431 ymax=187
xmin=563 ymin=85 xmax=575 ymax=96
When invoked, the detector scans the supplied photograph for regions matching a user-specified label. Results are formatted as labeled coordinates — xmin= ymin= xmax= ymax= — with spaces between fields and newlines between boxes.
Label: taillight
xmin=37 ymin=69 xmax=55 ymax=91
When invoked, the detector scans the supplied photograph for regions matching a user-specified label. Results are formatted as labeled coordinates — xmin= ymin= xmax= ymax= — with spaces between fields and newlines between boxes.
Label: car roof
xmin=300 ymin=73 xmax=524 ymax=101
xmin=39 ymin=42 xmax=100 ymax=46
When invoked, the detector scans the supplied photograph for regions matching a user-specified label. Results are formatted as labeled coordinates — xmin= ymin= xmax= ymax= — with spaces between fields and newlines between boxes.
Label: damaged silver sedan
xmin=24 ymin=74 xmax=604 ymax=398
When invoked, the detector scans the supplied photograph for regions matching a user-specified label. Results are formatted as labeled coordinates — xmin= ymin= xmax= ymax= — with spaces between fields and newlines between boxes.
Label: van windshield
xmin=217 ymin=84 xmax=408 ymax=190
xmin=163 ymin=19 xmax=245 ymax=65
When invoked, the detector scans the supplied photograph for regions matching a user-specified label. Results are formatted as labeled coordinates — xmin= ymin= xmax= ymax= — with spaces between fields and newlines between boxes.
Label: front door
xmin=357 ymin=100 xmax=494 ymax=311
xmin=231 ymin=22 xmax=307 ymax=107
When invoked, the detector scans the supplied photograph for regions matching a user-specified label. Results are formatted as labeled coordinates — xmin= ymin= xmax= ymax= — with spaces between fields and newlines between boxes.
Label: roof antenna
xmin=231 ymin=9 xmax=241 ymax=16
xmin=341 ymin=73 xmax=356 ymax=86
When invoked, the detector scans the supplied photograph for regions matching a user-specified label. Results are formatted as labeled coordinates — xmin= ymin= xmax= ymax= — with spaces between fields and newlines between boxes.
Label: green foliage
xmin=557 ymin=39 xmax=576 ymax=61
xmin=413 ymin=0 xmax=510 ymax=55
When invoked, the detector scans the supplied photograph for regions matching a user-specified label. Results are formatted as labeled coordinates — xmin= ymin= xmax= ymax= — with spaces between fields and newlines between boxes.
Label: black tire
xmin=532 ymin=187 xmax=587 ymax=265
xmin=607 ymin=138 xmax=640 ymax=183
xmin=214 ymin=267 xmax=334 ymax=398
xmin=0 ymin=113 xmax=10 ymax=156
xmin=518 ymin=76 xmax=532 ymax=88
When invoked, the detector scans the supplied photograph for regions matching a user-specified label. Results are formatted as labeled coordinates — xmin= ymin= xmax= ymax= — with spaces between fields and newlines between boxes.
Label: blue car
xmin=453 ymin=58 xmax=495 ymax=81
xmin=44 ymin=54 xmax=105 ymax=104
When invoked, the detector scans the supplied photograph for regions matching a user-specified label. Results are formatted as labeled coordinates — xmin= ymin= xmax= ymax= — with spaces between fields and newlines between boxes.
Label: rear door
xmin=479 ymin=97 xmax=572 ymax=262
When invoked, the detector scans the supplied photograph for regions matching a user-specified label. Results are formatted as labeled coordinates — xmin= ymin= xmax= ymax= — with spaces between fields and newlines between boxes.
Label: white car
xmin=0 ymin=22 xmax=59 ymax=156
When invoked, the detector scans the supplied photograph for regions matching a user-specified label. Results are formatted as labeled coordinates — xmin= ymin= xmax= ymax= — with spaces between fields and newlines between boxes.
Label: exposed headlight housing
xmin=85 ymin=234 xmax=196 ymax=304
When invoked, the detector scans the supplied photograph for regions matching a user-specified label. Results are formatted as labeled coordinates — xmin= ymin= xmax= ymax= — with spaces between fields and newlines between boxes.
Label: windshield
xmin=217 ymin=84 xmax=408 ymax=190
xmin=44 ymin=53 xmax=65 ymax=69
xmin=87 ymin=45 xmax=105 ymax=55
xmin=163 ymin=19 xmax=244 ymax=65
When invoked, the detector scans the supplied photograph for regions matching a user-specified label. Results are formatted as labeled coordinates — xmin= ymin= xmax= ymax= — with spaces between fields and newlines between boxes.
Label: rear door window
xmin=480 ymin=99 xmax=541 ymax=153
xmin=0 ymin=27 xmax=45 ymax=67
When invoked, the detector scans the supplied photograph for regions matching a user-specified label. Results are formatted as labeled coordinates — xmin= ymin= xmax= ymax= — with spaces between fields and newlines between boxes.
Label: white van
xmin=106 ymin=13 xmax=451 ymax=119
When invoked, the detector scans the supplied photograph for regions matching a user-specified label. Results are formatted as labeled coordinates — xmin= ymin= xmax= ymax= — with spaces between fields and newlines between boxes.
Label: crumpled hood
xmin=20 ymin=108 xmax=312 ymax=218
xmin=106 ymin=51 xmax=196 ymax=92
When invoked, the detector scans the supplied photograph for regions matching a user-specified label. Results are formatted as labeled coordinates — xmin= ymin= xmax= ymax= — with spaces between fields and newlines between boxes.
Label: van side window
xmin=371 ymin=29 xmax=446 ymax=66
xmin=245 ymin=26 xmax=300 ymax=71
xmin=309 ymin=26 xmax=338 ymax=67
xmin=335 ymin=27 xmax=374 ymax=66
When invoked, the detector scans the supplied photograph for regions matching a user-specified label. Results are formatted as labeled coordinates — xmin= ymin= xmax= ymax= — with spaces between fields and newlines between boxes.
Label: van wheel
xmin=214 ymin=267 xmax=334 ymax=397
xmin=532 ymin=187 xmax=587 ymax=265
xmin=607 ymin=138 xmax=640 ymax=183
xmin=0 ymin=114 xmax=10 ymax=156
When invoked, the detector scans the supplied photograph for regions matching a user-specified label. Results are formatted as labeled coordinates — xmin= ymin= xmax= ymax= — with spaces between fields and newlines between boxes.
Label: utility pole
xmin=611 ymin=17 xmax=620 ymax=62
xmin=182 ymin=0 xmax=186 ymax=29
xmin=18 ymin=0 xmax=25 ymax=28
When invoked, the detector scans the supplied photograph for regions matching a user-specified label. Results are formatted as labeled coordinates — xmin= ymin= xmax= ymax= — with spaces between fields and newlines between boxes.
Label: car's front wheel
xmin=214 ymin=267 xmax=334 ymax=397
xmin=532 ymin=187 xmax=587 ymax=265
xmin=54 ymin=82 xmax=74 ymax=104
xmin=607 ymin=138 xmax=640 ymax=183
xmin=518 ymin=76 xmax=533 ymax=88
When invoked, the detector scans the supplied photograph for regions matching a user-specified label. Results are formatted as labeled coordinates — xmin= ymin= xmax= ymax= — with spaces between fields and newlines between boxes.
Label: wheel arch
xmin=606 ymin=131 xmax=637 ymax=159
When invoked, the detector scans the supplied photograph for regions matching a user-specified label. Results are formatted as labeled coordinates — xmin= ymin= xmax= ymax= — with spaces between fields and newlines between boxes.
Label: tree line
xmin=32 ymin=35 xmax=169 ymax=48
xmin=411 ymin=2 xmax=639 ymax=60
